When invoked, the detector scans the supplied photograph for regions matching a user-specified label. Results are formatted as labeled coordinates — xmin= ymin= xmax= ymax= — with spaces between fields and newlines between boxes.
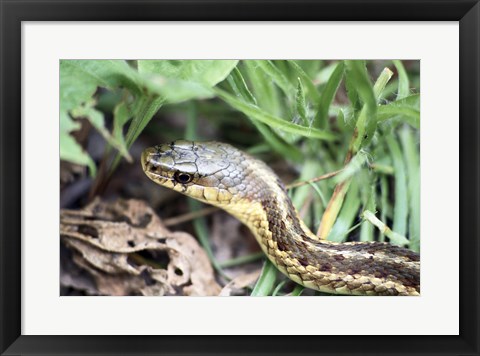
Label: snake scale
xmin=141 ymin=140 xmax=420 ymax=296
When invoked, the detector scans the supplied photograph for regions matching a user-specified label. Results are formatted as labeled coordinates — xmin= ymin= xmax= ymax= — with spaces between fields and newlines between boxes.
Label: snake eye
xmin=174 ymin=171 xmax=193 ymax=184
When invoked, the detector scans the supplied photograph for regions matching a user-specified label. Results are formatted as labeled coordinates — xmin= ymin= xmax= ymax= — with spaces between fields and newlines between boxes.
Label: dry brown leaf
xmin=61 ymin=198 xmax=221 ymax=296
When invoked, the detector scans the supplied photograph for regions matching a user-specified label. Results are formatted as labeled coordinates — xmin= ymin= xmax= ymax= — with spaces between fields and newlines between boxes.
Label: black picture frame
xmin=1 ymin=1 xmax=479 ymax=355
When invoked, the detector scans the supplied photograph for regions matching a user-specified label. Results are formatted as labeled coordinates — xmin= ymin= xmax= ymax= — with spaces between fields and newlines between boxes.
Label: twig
xmin=286 ymin=169 xmax=343 ymax=189
xmin=163 ymin=206 xmax=219 ymax=227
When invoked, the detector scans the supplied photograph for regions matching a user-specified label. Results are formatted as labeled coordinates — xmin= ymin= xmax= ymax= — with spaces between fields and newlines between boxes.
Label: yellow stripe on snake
xmin=141 ymin=140 xmax=420 ymax=296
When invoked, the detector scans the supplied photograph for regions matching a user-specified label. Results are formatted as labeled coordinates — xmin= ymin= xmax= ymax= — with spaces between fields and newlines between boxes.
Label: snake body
xmin=141 ymin=140 xmax=420 ymax=296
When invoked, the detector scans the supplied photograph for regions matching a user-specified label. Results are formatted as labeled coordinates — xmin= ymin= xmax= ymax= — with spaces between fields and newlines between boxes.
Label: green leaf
xmin=60 ymin=59 xmax=167 ymax=173
xmin=287 ymin=60 xmax=320 ymax=103
xmin=393 ymin=60 xmax=410 ymax=99
xmin=373 ymin=68 xmax=394 ymax=102
xmin=60 ymin=131 xmax=96 ymax=176
xmin=345 ymin=61 xmax=376 ymax=110
xmin=377 ymin=94 xmax=420 ymax=128
xmin=295 ymin=78 xmax=308 ymax=125
xmin=254 ymin=60 xmax=295 ymax=98
xmin=137 ymin=60 xmax=239 ymax=86
xmin=215 ymin=88 xmax=338 ymax=141
xmin=314 ymin=61 xmax=345 ymax=128
xmin=61 ymin=60 xmax=143 ymax=102
xmin=228 ymin=67 xmax=257 ymax=105
xmin=362 ymin=210 xmax=409 ymax=246
xmin=71 ymin=103 xmax=132 ymax=162
xmin=333 ymin=150 xmax=369 ymax=183
xmin=227 ymin=68 xmax=302 ymax=161
xmin=243 ymin=61 xmax=282 ymax=117
xmin=345 ymin=60 xmax=378 ymax=151
xmin=135 ymin=60 xmax=239 ymax=105
xmin=60 ymin=60 xmax=143 ymax=174
xmin=113 ymin=101 xmax=132 ymax=152
xmin=250 ymin=121 xmax=303 ymax=161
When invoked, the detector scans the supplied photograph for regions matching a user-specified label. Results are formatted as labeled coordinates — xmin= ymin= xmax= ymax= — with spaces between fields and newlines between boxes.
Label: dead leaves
xmin=61 ymin=198 xmax=221 ymax=296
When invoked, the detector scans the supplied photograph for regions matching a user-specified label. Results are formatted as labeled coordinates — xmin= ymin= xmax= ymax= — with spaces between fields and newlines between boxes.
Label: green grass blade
xmin=345 ymin=60 xmax=376 ymax=111
xmin=360 ymin=184 xmax=377 ymax=242
xmin=327 ymin=181 xmax=361 ymax=242
xmin=250 ymin=121 xmax=303 ymax=161
xmin=362 ymin=210 xmax=409 ymax=246
xmin=393 ymin=60 xmax=410 ymax=99
xmin=346 ymin=60 xmax=378 ymax=151
xmin=228 ymin=67 xmax=257 ymax=105
xmin=295 ymin=78 xmax=309 ymax=126
xmin=189 ymin=199 xmax=229 ymax=280
xmin=377 ymin=98 xmax=420 ymax=129
xmin=219 ymin=252 xmax=264 ymax=268
xmin=314 ymin=61 xmax=345 ymax=128
xmin=251 ymin=260 xmax=277 ymax=296
xmin=227 ymin=68 xmax=303 ymax=161
xmin=287 ymin=60 xmax=320 ymax=103
xmin=290 ymin=285 xmax=305 ymax=296
xmin=243 ymin=61 xmax=282 ymax=117
xmin=379 ymin=175 xmax=389 ymax=242
xmin=272 ymin=280 xmax=289 ymax=296
xmin=215 ymin=88 xmax=338 ymax=141
xmin=373 ymin=68 xmax=394 ymax=102
xmin=333 ymin=150 xmax=369 ymax=183
xmin=400 ymin=126 xmax=420 ymax=251
xmin=386 ymin=135 xmax=409 ymax=237
xmin=254 ymin=60 xmax=294 ymax=98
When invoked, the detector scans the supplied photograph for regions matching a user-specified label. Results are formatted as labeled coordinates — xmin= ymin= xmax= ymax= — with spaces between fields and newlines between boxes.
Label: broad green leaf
xmin=135 ymin=60 xmax=238 ymax=105
xmin=71 ymin=103 xmax=132 ymax=162
xmin=154 ymin=79 xmax=215 ymax=104
xmin=61 ymin=60 xmax=143 ymax=104
xmin=60 ymin=131 xmax=96 ymax=176
xmin=60 ymin=60 xmax=147 ymax=174
xmin=137 ymin=60 xmax=238 ymax=87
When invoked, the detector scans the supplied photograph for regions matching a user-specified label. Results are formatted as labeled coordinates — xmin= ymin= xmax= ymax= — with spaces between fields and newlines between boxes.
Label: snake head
xmin=141 ymin=140 xmax=250 ymax=205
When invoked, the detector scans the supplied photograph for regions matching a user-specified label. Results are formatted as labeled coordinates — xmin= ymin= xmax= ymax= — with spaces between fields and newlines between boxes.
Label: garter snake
xmin=141 ymin=140 xmax=420 ymax=296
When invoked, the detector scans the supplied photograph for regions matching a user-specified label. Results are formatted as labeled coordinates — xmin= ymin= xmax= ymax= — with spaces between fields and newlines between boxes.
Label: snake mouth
xmin=141 ymin=147 xmax=174 ymax=182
